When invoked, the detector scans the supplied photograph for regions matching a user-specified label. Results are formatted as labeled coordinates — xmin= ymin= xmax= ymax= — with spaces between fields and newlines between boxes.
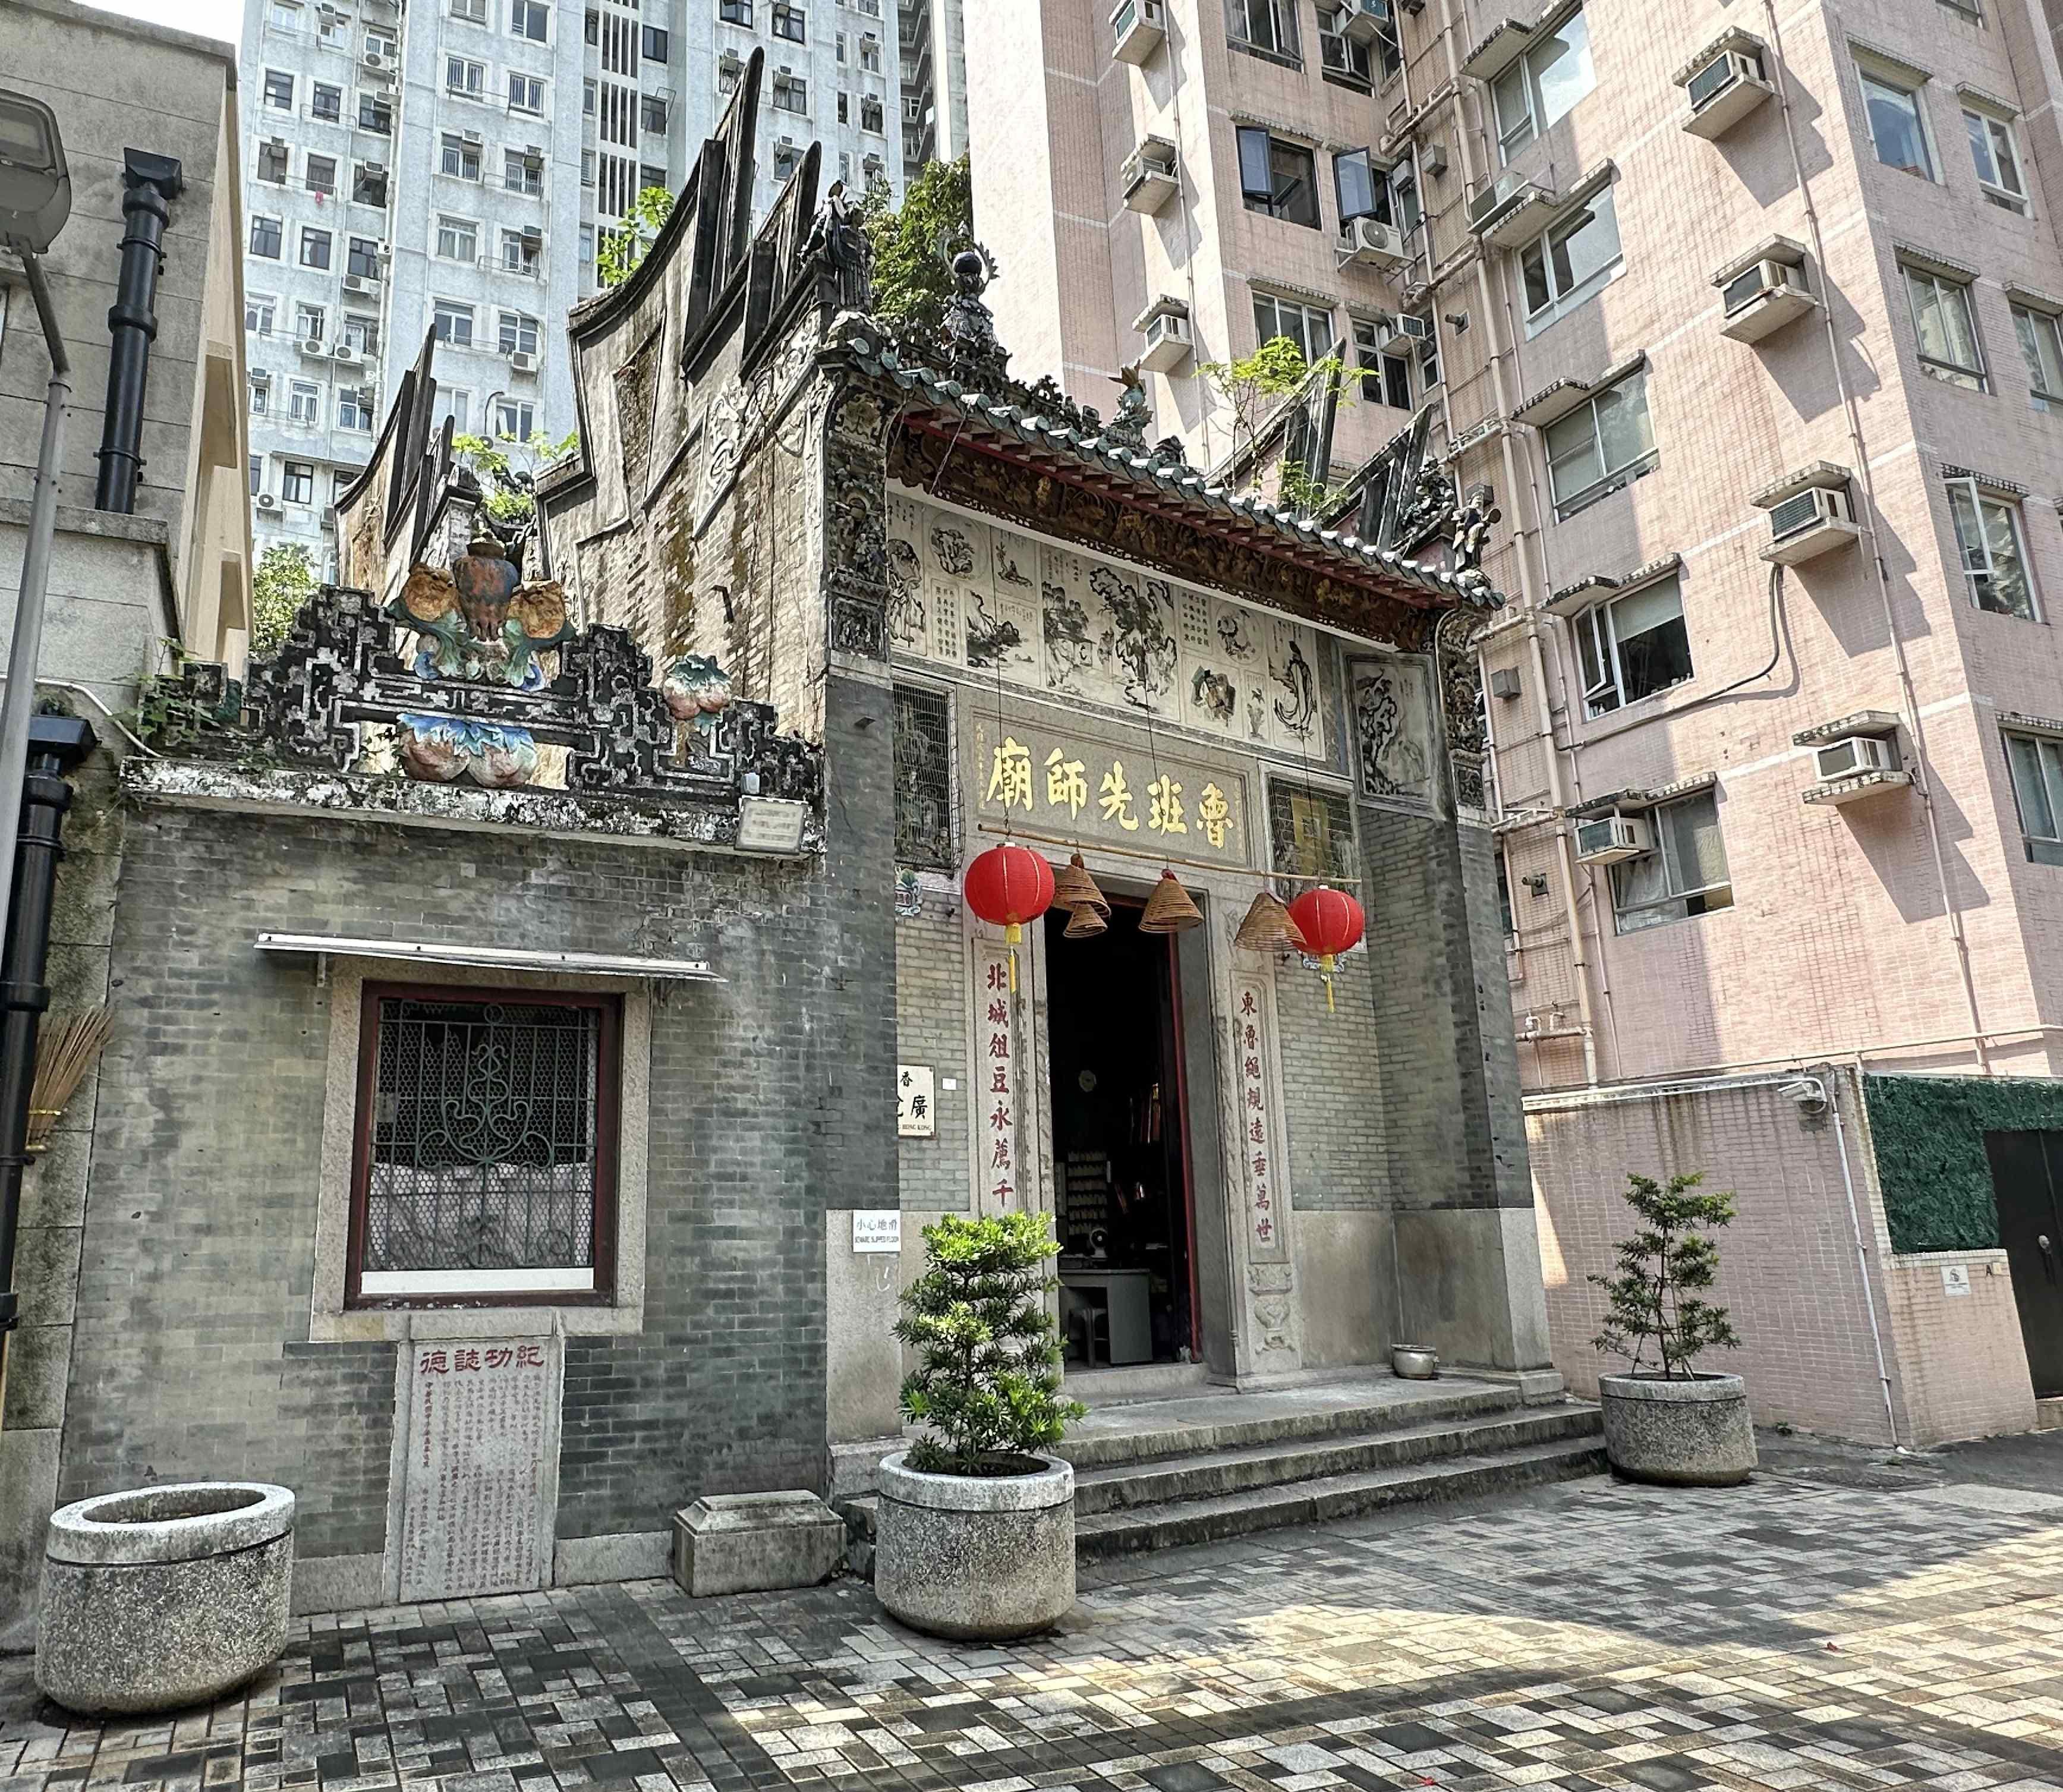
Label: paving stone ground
xmin=5 ymin=1457 xmax=2062 ymax=1792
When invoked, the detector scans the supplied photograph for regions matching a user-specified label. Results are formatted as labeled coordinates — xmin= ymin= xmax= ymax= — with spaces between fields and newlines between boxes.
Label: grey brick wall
xmin=895 ymin=897 xmax=970 ymax=1212
xmin=1279 ymin=945 xmax=1388 ymax=1210
xmin=63 ymin=676 xmax=897 ymax=1557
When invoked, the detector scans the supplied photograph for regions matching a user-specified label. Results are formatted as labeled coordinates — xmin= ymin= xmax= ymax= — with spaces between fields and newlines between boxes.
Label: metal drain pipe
xmin=93 ymin=150 xmax=184 ymax=514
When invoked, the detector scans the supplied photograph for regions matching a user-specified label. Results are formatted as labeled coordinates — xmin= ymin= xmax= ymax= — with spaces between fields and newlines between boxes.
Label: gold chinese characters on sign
xmin=970 ymin=717 xmax=1251 ymax=867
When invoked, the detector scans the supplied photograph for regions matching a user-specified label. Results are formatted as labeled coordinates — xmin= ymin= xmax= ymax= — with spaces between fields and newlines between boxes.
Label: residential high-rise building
xmin=239 ymin=0 xmax=902 ymax=578
xmin=897 ymin=0 xmax=968 ymax=180
xmin=971 ymin=1 xmax=2063 ymax=1441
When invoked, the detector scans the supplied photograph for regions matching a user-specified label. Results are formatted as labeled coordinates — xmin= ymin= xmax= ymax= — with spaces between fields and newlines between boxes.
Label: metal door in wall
xmin=1982 ymin=1130 xmax=2063 ymax=1397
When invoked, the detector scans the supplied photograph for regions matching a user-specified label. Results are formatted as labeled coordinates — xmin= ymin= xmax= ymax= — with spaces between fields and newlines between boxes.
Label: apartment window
xmin=317 ymin=1 xmax=348 ymax=37
xmin=305 ymin=153 xmax=338 ymax=195
xmin=1611 ymin=791 xmax=1732 ymax=933
xmin=837 ymin=92 xmax=849 ymax=124
xmin=1948 ymin=478 xmax=2038 ymax=620
xmin=434 ymin=300 xmax=477 ymax=347
xmin=579 ymin=223 xmax=594 ymax=263
xmin=347 ymin=236 xmax=381 ymax=279
xmin=509 ymin=73 xmax=546 ymax=111
xmin=773 ymin=71 xmax=808 ymax=112
xmin=359 ymin=95 xmax=392 ymax=133
xmin=1334 ymin=149 xmax=1385 ymax=225
xmin=721 ymin=0 xmax=752 ymax=21
xmin=1227 ymin=0 xmax=1300 ymax=62
xmin=1491 ymin=7 xmax=1594 ymax=160
xmin=512 ymin=0 xmax=548 ymax=39
xmin=312 ymin=81 xmax=342 ymax=121
xmin=642 ymin=24 xmax=670 ymax=59
xmin=299 ymin=226 xmax=333 ymax=269
xmin=582 ymin=148 xmax=597 ymax=185
xmin=493 ymin=398 xmax=537 ymax=440
xmin=859 ymin=33 xmax=881 ymax=70
xmin=641 ymin=95 xmax=669 ymax=133
xmin=1860 ymin=67 xmax=1933 ymax=179
xmin=773 ymin=2 xmax=805 ymax=40
xmin=447 ymin=56 xmax=486 ymax=96
xmin=1352 ymin=317 xmax=1412 ymax=408
xmin=1413 ymin=309 xmax=1440 ymax=388
xmin=437 ymin=215 xmax=479 ymax=261
xmin=263 ymin=68 xmax=295 ymax=109
xmin=505 ymin=149 xmax=543 ymax=194
xmin=284 ymin=460 xmax=316 ymax=503
xmin=1520 ymin=188 xmax=1622 ymax=331
xmin=249 ymin=456 xmax=264 ymax=497
xmin=1544 ymin=369 xmax=1655 ymax=517
xmin=717 ymin=58 xmax=741 ymax=95
xmin=1965 ymin=109 xmax=2026 ymax=213
xmin=2012 ymin=304 xmax=2063 ymax=410
xmin=246 ymin=293 xmax=276 ymax=336
xmin=453 ymin=0 xmax=487 ymax=18
xmin=352 ymin=164 xmax=388 ymax=206
xmin=249 ymin=375 xmax=271 ymax=417
xmin=585 ymin=78 xmax=597 ymax=115
xmin=366 ymin=29 xmax=396 ymax=58
xmin=439 ymin=390 xmax=473 ymax=434
xmin=1573 ymin=575 xmax=1692 ymax=717
xmin=294 ymin=301 xmax=326 ymax=341
xmin=1903 ymin=263 xmax=1986 ymax=390
xmin=338 ymin=387 xmax=373 ymax=431
xmin=499 ymin=310 xmax=541 ymax=355
xmin=1390 ymin=163 xmax=1421 ymax=234
xmin=288 ymin=380 xmax=321 ymax=424
xmin=860 ymin=94 xmax=883 ymax=132
xmin=347 ymin=989 xmax=618 ymax=1305
xmin=257 ymin=141 xmax=289 ymax=184
xmin=343 ymin=314 xmax=380 ymax=355
xmin=1316 ymin=3 xmax=1371 ymax=83
xmin=268 ymin=1 xmax=301 ymax=30
xmin=502 ymin=231 xmax=541 ymax=275
xmin=585 ymin=7 xmax=599 ymax=41
xmin=1237 ymin=127 xmax=1319 ymax=228
xmin=2005 ymin=733 xmax=2063 ymax=865
xmin=442 ymin=134 xmax=482 ymax=179
xmin=1252 ymin=291 xmax=1331 ymax=363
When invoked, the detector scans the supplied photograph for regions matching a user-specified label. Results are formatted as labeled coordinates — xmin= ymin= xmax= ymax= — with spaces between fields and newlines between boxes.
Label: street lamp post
xmin=0 ymin=90 xmax=70 ymax=1385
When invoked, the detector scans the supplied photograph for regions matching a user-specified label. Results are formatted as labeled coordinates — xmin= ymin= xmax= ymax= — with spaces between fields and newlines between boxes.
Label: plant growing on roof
xmin=852 ymin=155 xmax=982 ymax=341
xmin=597 ymin=184 xmax=676 ymax=288
xmin=451 ymin=428 xmax=580 ymax=524
xmin=895 ymin=1211 xmax=1085 ymax=1475
xmin=250 ymin=543 xmax=317 ymax=657
xmin=1198 ymin=336 xmax=1352 ymax=510
xmin=1590 ymin=1171 xmax=1742 ymax=1380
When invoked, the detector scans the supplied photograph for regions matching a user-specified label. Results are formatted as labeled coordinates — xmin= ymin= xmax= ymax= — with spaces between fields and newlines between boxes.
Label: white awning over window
xmin=254 ymin=933 xmax=722 ymax=981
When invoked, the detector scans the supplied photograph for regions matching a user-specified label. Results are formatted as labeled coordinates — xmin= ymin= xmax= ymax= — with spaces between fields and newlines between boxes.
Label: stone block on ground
xmin=671 ymin=1491 xmax=846 ymax=1596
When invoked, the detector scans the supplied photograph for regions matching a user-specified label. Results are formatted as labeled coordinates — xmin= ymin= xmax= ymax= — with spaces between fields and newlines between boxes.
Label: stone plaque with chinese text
xmin=396 ymin=1337 xmax=559 ymax=1602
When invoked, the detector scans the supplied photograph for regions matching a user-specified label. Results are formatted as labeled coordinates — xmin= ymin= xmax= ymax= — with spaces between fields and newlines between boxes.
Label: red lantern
xmin=1287 ymin=885 xmax=1365 ymax=1013
xmin=963 ymin=843 xmax=1056 ymax=990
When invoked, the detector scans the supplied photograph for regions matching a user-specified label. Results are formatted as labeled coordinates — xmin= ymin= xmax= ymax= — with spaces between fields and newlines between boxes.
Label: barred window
xmin=1268 ymin=779 xmax=1355 ymax=901
xmin=893 ymin=684 xmax=955 ymax=870
xmin=349 ymin=988 xmax=619 ymax=1305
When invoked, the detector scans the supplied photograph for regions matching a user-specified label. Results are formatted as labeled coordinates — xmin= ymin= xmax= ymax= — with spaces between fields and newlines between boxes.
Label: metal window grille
xmin=893 ymin=685 xmax=955 ymax=870
xmin=357 ymin=994 xmax=609 ymax=1281
xmin=1268 ymin=779 xmax=1355 ymax=900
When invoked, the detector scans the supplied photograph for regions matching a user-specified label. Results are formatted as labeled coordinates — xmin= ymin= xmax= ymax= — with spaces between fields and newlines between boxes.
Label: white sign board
xmin=853 ymin=1211 xmax=902 ymax=1254
xmin=1941 ymin=1264 xmax=1971 ymax=1297
xmin=897 ymin=1063 xmax=936 ymax=1137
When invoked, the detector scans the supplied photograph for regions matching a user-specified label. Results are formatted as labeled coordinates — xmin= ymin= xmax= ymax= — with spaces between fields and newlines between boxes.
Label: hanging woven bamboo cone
xmin=1138 ymin=868 xmax=1204 ymax=934
xmin=1233 ymin=889 xmax=1307 ymax=955
xmin=1062 ymin=903 xmax=1108 ymax=940
xmin=1051 ymin=851 xmax=1111 ymax=918
xmin=26 ymin=1007 xmax=113 ymax=1152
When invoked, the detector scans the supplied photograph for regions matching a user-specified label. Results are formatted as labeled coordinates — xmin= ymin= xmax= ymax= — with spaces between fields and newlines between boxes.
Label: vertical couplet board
xmin=395 ymin=1336 xmax=562 ymax=1601
xmin=1231 ymin=978 xmax=1285 ymax=1259
xmin=972 ymin=939 xmax=1021 ymax=1214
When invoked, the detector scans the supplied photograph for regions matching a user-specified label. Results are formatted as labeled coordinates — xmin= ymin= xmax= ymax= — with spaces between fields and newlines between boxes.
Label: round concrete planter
xmin=874 ymin=1452 xmax=1074 ymax=1642
xmin=37 ymin=1483 xmax=295 ymax=1714
xmin=1598 ymin=1374 xmax=1756 ymax=1486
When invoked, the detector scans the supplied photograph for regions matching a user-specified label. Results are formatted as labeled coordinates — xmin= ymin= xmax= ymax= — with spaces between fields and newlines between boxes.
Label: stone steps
xmin=1073 ymin=1431 xmax=1607 ymax=1558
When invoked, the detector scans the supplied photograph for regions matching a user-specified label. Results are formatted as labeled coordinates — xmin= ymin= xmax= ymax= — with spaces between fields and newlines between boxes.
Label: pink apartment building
xmin=970 ymin=0 xmax=2063 ymax=1444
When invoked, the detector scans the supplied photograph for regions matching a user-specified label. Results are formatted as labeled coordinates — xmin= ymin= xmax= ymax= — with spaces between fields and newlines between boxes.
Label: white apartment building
xmin=899 ymin=0 xmax=968 ymax=179
xmin=240 ymin=0 xmax=903 ymax=577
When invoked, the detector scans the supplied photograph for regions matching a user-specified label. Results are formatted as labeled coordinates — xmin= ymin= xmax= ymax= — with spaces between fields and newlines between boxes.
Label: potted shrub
xmin=1590 ymin=1171 xmax=1756 ymax=1486
xmin=875 ymin=1212 xmax=1086 ymax=1640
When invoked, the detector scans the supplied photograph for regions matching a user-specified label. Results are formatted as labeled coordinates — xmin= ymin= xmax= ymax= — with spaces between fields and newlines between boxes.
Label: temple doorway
xmin=1046 ymin=899 xmax=1199 ymax=1366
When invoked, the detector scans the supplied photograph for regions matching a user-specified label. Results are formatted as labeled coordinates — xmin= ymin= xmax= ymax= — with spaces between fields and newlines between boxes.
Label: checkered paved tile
xmin=5 ymin=1473 xmax=2061 ymax=1792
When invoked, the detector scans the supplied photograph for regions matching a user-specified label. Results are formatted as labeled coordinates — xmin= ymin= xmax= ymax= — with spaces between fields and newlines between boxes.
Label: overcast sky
xmin=86 ymin=0 xmax=241 ymax=47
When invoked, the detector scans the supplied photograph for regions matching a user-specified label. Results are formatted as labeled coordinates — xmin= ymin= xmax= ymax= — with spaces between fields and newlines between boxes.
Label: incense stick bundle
xmin=26 ymin=1007 xmax=114 ymax=1151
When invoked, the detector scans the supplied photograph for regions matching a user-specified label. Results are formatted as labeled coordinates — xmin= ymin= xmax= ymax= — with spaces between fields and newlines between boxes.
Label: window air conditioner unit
xmin=1573 ymin=811 xmax=1653 ymax=865
xmin=1110 ymin=0 xmax=1166 ymax=67
xmin=1681 ymin=47 xmax=1772 ymax=140
xmin=1814 ymin=733 xmax=1897 ymax=782
xmin=525 ymin=143 xmax=546 ymax=160
xmin=1138 ymin=306 xmax=1192 ymax=372
xmin=1341 ymin=0 xmax=1391 ymax=48
xmin=1120 ymin=141 xmax=1179 ymax=215
xmin=342 ymin=274 xmax=376 ymax=293
xmin=1718 ymin=256 xmax=1814 ymax=343
xmin=364 ymin=159 xmax=387 ymax=175
xmin=322 ymin=505 xmax=340 ymax=527
xmin=1385 ymin=311 xmax=1430 ymax=352
xmin=1338 ymin=215 xmax=1407 ymax=269
xmin=256 ymin=492 xmax=281 ymax=512
xmin=1764 ymin=483 xmax=1859 ymax=564
xmin=463 ymin=128 xmax=484 ymax=144
xmin=1466 ymin=170 xmax=1547 ymax=242
xmin=511 ymin=350 xmax=540 ymax=372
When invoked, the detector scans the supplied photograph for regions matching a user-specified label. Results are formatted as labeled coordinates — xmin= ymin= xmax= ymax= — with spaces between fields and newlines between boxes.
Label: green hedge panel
xmin=1865 ymin=1073 xmax=2063 ymax=1254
